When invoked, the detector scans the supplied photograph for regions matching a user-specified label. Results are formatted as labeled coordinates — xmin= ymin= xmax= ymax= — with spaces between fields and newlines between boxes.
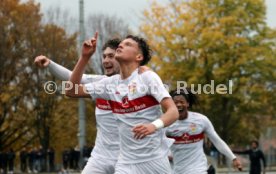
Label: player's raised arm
xmin=65 ymin=32 xmax=98 ymax=98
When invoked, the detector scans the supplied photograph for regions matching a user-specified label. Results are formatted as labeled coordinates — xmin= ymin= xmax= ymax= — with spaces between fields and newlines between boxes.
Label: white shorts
xmin=115 ymin=157 xmax=172 ymax=174
xmin=81 ymin=156 xmax=117 ymax=174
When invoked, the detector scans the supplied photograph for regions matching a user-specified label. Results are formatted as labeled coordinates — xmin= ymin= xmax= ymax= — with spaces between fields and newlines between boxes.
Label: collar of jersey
xmin=119 ymin=68 xmax=138 ymax=82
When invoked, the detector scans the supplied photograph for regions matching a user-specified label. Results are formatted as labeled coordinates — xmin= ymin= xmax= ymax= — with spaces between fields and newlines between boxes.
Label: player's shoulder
xmin=111 ymin=74 xmax=120 ymax=79
xmin=88 ymin=74 xmax=107 ymax=78
xmin=139 ymin=70 xmax=161 ymax=81
xmin=189 ymin=111 xmax=208 ymax=121
xmin=140 ymin=69 xmax=158 ymax=76
xmin=85 ymin=74 xmax=107 ymax=80
xmin=103 ymin=74 xmax=120 ymax=81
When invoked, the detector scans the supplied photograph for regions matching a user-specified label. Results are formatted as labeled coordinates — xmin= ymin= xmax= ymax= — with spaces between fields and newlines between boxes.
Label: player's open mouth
xmin=178 ymin=109 xmax=184 ymax=112
xmin=105 ymin=66 xmax=113 ymax=70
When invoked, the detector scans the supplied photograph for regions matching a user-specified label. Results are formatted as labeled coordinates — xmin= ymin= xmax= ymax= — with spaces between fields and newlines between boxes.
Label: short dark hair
xmin=102 ymin=38 xmax=121 ymax=51
xmin=125 ymin=35 xmax=152 ymax=66
xmin=170 ymin=88 xmax=198 ymax=108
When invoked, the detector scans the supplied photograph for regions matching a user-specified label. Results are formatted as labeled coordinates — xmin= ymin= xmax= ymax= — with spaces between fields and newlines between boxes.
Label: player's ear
xmin=136 ymin=54 xmax=143 ymax=63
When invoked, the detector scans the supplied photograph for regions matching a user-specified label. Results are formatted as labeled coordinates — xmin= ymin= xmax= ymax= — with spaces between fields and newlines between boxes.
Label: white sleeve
xmin=48 ymin=60 xmax=106 ymax=84
xmin=84 ymin=77 xmax=113 ymax=100
xmin=203 ymin=116 xmax=236 ymax=160
xmin=81 ymin=74 xmax=107 ymax=84
xmin=144 ymin=71 xmax=170 ymax=102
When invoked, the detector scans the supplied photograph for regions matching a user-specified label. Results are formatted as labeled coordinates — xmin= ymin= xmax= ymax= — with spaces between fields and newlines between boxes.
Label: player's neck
xmin=179 ymin=111 xmax=188 ymax=120
xmin=119 ymin=63 xmax=139 ymax=80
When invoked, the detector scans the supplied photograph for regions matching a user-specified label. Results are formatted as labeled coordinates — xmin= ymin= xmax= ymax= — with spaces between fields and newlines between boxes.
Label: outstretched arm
xmin=204 ymin=117 xmax=242 ymax=171
xmin=34 ymin=56 xmax=104 ymax=84
xmin=232 ymin=149 xmax=251 ymax=155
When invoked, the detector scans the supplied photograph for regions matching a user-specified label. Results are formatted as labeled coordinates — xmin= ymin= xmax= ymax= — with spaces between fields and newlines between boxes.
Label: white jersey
xmin=77 ymin=75 xmax=120 ymax=160
xmin=85 ymin=69 xmax=172 ymax=164
xmin=91 ymin=99 xmax=120 ymax=160
xmin=48 ymin=61 xmax=120 ymax=160
xmin=166 ymin=111 xmax=236 ymax=174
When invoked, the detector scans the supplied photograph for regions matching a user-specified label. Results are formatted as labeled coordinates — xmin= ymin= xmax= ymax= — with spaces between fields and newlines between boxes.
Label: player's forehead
xmin=121 ymin=38 xmax=138 ymax=46
xmin=173 ymin=95 xmax=187 ymax=102
xmin=103 ymin=47 xmax=116 ymax=55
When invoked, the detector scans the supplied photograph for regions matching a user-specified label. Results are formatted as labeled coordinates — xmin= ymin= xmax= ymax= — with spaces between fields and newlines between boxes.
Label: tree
xmin=0 ymin=0 xmax=43 ymax=151
xmin=141 ymin=0 xmax=276 ymax=144
xmin=0 ymin=0 xmax=79 ymax=157
xmin=42 ymin=6 xmax=77 ymax=35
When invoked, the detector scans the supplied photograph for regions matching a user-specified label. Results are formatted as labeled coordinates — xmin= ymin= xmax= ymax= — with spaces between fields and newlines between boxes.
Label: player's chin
xmin=105 ymin=69 xmax=115 ymax=76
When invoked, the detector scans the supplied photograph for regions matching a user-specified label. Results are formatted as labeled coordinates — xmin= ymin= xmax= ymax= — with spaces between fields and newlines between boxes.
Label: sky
xmin=32 ymin=0 xmax=276 ymax=31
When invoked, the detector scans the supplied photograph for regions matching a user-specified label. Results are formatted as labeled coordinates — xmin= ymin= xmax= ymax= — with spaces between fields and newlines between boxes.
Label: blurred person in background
xmin=233 ymin=140 xmax=266 ymax=174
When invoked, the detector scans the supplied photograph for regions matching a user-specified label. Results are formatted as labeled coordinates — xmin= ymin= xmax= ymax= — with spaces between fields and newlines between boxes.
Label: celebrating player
xmin=166 ymin=89 xmax=242 ymax=174
xmin=65 ymin=33 xmax=179 ymax=173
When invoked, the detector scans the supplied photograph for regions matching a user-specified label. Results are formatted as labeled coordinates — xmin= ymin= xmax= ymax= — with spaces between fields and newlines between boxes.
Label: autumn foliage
xmin=141 ymin=0 xmax=276 ymax=144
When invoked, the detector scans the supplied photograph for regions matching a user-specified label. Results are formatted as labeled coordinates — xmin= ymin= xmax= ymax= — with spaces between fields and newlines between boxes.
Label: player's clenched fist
xmin=34 ymin=55 xmax=50 ymax=68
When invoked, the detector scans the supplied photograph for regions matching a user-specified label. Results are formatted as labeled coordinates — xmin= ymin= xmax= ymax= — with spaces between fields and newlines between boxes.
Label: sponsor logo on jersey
xmin=128 ymin=82 xmax=137 ymax=94
xmin=181 ymin=133 xmax=189 ymax=141
xmin=121 ymin=96 xmax=130 ymax=108
xmin=190 ymin=123 xmax=197 ymax=133
xmin=167 ymin=132 xmax=204 ymax=144
xmin=96 ymin=98 xmax=112 ymax=110
xmin=109 ymin=95 xmax=159 ymax=114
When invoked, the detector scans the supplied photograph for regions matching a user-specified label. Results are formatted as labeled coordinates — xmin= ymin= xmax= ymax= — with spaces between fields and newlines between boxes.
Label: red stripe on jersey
xmin=167 ymin=132 xmax=204 ymax=144
xmin=96 ymin=98 xmax=111 ymax=110
xmin=109 ymin=95 xmax=159 ymax=114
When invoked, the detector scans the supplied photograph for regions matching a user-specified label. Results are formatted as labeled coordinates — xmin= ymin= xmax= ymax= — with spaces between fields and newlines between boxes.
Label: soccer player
xmin=35 ymin=39 xmax=119 ymax=174
xmin=65 ymin=33 xmax=179 ymax=173
xmin=166 ymin=89 xmax=242 ymax=174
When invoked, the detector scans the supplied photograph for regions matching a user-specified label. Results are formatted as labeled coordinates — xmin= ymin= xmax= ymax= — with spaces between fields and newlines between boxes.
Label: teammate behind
xmin=36 ymin=39 xmax=119 ymax=174
xmin=166 ymin=89 xmax=242 ymax=174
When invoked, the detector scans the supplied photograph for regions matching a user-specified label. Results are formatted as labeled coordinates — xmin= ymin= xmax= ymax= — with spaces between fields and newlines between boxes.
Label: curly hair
xmin=102 ymin=38 xmax=121 ymax=51
xmin=170 ymin=88 xmax=198 ymax=108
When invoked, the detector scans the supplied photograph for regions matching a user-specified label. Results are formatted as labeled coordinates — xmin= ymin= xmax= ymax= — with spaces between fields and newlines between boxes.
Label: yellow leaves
xmin=0 ymin=0 xmax=80 ymax=152
xmin=0 ymin=85 xmax=20 ymax=102
xmin=0 ymin=121 xmax=9 ymax=132
xmin=141 ymin=0 xmax=276 ymax=143
xmin=0 ymin=93 xmax=11 ymax=103
xmin=220 ymin=16 xmax=238 ymax=27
